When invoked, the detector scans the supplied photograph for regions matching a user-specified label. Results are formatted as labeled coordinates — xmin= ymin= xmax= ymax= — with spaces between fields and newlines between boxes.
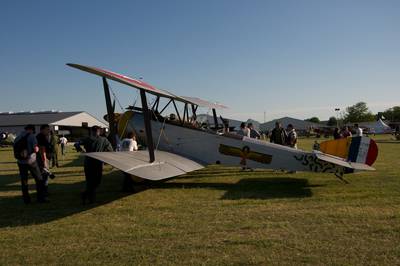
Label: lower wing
xmin=85 ymin=151 xmax=204 ymax=180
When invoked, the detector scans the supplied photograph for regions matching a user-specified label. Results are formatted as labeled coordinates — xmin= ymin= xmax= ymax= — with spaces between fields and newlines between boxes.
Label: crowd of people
xmin=237 ymin=121 xmax=298 ymax=149
xmin=13 ymin=124 xmax=68 ymax=204
xmin=333 ymin=123 xmax=363 ymax=140
xmin=13 ymin=123 xmax=142 ymax=205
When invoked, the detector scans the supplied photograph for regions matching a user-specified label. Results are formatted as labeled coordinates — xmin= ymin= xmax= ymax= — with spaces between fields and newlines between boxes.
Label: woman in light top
xmin=120 ymin=132 xmax=138 ymax=152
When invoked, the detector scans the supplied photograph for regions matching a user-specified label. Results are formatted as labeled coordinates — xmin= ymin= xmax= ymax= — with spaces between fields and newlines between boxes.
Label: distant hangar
xmin=0 ymin=111 xmax=107 ymax=139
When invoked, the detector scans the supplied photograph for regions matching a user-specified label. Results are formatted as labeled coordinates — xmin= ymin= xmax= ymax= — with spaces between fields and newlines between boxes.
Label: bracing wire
xmin=109 ymin=85 xmax=124 ymax=112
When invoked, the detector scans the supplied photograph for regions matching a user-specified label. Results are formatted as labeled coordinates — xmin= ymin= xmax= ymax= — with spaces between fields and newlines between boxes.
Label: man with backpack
xmin=13 ymin=125 xmax=46 ymax=204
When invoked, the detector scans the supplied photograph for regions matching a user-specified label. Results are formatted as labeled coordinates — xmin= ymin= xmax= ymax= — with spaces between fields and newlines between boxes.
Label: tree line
xmin=304 ymin=102 xmax=400 ymax=126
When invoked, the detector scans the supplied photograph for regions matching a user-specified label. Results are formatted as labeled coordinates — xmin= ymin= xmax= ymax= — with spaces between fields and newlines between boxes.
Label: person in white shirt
xmin=120 ymin=132 xmax=138 ymax=192
xmin=59 ymin=136 xmax=68 ymax=155
xmin=237 ymin=122 xmax=250 ymax=137
xmin=286 ymin=124 xmax=298 ymax=149
xmin=120 ymin=132 xmax=138 ymax=152
xmin=354 ymin=123 xmax=363 ymax=137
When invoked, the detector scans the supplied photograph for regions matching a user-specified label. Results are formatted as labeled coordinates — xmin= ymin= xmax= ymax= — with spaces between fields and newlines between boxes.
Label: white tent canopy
xmin=362 ymin=119 xmax=392 ymax=134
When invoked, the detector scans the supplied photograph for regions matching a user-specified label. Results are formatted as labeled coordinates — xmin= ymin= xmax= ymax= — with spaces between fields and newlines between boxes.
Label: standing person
xmin=120 ymin=132 xmax=138 ymax=152
xmin=120 ymin=132 xmax=138 ymax=192
xmin=354 ymin=123 xmax=363 ymax=137
xmin=341 ymin=126 xmax=352 ymax=138
xmin=248 ymin=123 xmax=261 ymax=139
xmin=13 ymin=125 xmax=46 ymax=203
xmin=36 ymin=124 xmax=52 ymax=195
xmin=237 ymin=122 xmax=250 ymax=137
xmin=270 ymin=121 xmax=287 ymax=145
xmin=49 ymin=130 xmax=59 ymax=168
xmin=59 ymin=135 xmax=68 ymax=155
xmin=74 ymin=126 xmax=113 ymax=204
xmin=286 ymin=124 xmax=298 ymax=149
xmin=333 ymin=127 xmax=342 ymax=139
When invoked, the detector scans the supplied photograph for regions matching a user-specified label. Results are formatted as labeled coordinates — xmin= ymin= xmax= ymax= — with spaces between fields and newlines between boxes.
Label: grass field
xmin=0 ymin=136 xmax=399 ymax=265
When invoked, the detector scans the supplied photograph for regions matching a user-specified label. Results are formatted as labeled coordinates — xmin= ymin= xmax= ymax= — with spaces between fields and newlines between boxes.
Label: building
xmin=0 ymin=111 xmax=108 ymax=139
xmin=260 ymin=116 xmax=323 ymax=134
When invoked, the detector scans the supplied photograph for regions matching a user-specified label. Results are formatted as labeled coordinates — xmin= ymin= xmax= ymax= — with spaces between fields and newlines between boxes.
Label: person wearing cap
xmin=13 ymin=125 xmax=46 ymax=203
xmin=74 ymin=126 xmax=113 ymax=204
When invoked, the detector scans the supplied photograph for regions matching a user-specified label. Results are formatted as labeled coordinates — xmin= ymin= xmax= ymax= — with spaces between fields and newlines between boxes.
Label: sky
xmin=0 ymin=0 xmax=399 ymax=123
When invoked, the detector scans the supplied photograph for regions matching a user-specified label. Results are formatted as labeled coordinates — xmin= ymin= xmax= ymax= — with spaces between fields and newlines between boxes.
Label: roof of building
xmin=260 ymin=116 xmax=323 ymax=131
xmin=0 ymin=111 xmax=107 ymax=127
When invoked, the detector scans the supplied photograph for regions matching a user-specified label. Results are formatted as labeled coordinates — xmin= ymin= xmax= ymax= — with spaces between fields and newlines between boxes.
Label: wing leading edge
xmin=85 ymin=151 xmax=204 ymax=181
xmin=66 ymin=63 xmax=228 ymax=109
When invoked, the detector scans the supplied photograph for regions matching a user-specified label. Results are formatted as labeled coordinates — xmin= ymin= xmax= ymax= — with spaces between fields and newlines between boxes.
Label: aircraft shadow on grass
xmin=0 ymin=168 xmax=321 ymax=228
xmin=154 ymin=177 xmax=319 ymax=200
xmin=0 ymin=170 xmax=131 ymax=228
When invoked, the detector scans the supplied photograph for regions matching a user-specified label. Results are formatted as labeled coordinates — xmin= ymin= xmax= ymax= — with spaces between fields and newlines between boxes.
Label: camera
xmin=42 ymin=168 xmax=56 ymax=180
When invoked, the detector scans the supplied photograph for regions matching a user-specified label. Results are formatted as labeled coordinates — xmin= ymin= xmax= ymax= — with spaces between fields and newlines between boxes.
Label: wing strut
xmin=212 ymin=108 xmax=218 ymax=129
xmin=140 ymin=89 xmax=155 ymax=163
xmin=103 ymin=77 xmax=117 ymax=148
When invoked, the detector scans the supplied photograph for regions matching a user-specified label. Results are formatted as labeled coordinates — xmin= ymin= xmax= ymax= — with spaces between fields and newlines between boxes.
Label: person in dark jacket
xmin=270 ymin=121 xmax=287 ymax=145
xmin=248 ymin=123 xmax=261 ymax=139
xmin=75 ymin=126 xmax=113 ymax=204
xmin=333 ymin=127 xmax=342 ymax=139
xmin=49 ymin=130 xmax=59 ymax=168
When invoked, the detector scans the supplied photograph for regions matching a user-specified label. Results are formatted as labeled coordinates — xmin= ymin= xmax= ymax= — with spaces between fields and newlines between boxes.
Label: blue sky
xmin=1 ymin=0 xmax=399 ymax=122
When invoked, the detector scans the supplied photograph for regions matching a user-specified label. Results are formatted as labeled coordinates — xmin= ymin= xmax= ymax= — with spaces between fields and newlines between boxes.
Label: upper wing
xmin=67 ymin=63 xmax=180 ymax=100
xmin=85 ymin=150 xmax=204 ymax=180
xmin=179 ymin=96 xmax=228 ymax=109
xmin=66 ymin=64 xmax=228 ymax=109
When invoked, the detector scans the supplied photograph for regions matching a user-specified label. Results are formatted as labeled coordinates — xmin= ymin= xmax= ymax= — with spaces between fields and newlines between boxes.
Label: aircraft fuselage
xmin=124 ymin=111 xmax=344 ymax=175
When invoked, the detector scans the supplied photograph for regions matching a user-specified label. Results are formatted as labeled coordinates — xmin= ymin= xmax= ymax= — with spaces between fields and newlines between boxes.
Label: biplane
xmin=67 ymin=63 xmax=378 ymax=182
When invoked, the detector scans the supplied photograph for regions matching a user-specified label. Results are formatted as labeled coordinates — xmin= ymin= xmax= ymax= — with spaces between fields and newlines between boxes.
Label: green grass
xmin=0 ymin=137 xmax=399 ymax=265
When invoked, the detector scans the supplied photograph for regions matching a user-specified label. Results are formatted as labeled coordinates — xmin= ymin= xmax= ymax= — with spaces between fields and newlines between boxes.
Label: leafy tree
xmin=327 ymin=116 xmax=338 ymax=126
xmin=382 ymin=106 xmax=400 ymax=121
xmin=343 ymin=102 xmax=375 ymax=123
xmin=305 ymin=117 xmax=320 ymax=123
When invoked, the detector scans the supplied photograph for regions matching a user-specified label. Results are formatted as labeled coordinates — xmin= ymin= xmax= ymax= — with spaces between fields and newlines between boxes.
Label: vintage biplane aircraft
xmin=67 ymin=63 xmax=378 ymax=183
